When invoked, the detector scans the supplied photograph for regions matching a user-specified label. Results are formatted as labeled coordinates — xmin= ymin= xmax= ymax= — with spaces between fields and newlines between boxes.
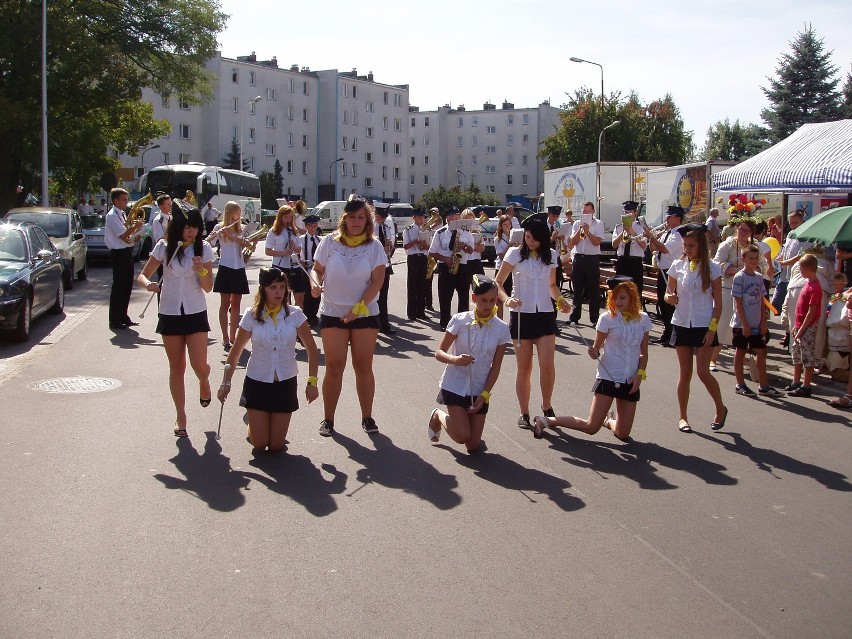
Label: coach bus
xmin=138 ymin=163 xmax=263 ymax=222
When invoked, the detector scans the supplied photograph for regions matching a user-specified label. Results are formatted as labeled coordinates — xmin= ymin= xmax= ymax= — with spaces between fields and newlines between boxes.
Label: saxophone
xmin=449 ymin=228 xmax=463 ymax=275
xmin=422 ymin=211 xmax=443 ymax=279
xmin=241 ymin=224 xmax=270 ymax=264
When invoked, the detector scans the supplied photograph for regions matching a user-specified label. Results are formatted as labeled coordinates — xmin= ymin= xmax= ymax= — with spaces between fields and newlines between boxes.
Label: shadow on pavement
xmin=695 ymin=430 xmax=852 ymax=491
xmin=441 ymin=444 xmax=586 ymax=512
xmin=153 ymin=432 xmax=249 ymax=511
xmin=109 ymin=328 xmax=159 ymax=350
xmin=240 ymin=453 xmax=347 ymax=517
xmin=334 ymin=432 xmax=461 ymax=510
xmin=547 ymin=431 xmax=738 ymax=487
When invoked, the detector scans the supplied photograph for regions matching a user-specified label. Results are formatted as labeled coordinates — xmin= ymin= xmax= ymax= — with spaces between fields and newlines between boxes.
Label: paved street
xmin=1 ymin=250 xmax=850 ymax=638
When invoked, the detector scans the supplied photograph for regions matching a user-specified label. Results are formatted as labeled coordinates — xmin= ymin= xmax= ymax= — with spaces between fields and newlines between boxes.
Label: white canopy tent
xmin=712 ymin=120 xmax=852 ymax=193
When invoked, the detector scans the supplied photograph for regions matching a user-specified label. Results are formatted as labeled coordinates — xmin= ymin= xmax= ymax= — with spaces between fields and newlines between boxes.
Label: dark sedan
xmin=0 ymin=221 xmax=64 ymax=341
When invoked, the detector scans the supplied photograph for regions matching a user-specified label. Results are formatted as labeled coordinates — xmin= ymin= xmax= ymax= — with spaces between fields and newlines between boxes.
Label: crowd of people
xmin=101 ymin=186 xmax=850 ymax=455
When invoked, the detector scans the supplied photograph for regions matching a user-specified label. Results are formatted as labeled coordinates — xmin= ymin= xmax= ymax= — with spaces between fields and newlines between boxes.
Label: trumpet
xmin=241 ymin=224 xmax=270 ymax=264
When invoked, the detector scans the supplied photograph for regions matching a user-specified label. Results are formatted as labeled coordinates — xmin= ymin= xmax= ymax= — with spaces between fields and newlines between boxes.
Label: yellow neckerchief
xmin=265 ymin=303 xmax=283 ymax=326
xmin=472 ymin=305 xmax=498 ymax=327
xmin=341 ymin=232 xmax=368 ymax=247
xmin=689 ymin=259 xmax=699 ymax=271
xmin=529 ymin=249 xmax=539 ymax=259
xmin=180 ymin=240 xmax=194 ymax=248
xmin=616 ymin=309 xmax=640 ymax=323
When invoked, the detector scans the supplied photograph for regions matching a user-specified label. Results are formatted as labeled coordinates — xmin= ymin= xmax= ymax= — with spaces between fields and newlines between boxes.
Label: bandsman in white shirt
xmin=643 ymin=205 xmax=685 ymax=345
xmin=567 ymin=201 xmax=605 ymax=327
xmin=105 ymin=188 xmax=143 ymax=329
xmin=612 ymin=200 xmax=649 ymax=295
xmin=402 ymin=209 xmax=430 ymax=321
xmin=298 ymin=214 xmax=322 ymax=326
xmin=429 ymin=206 xmax=475 ymax=331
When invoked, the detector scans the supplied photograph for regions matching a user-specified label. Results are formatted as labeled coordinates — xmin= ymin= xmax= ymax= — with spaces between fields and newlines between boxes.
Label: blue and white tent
xmin=713 ymin=120 xmax=852 ymax=193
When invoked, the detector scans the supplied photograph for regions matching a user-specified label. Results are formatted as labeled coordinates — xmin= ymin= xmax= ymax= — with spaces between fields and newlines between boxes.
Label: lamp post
xmin=456 ymin=169 xmax=466 ymax=190
xmin=329 ymin=157 xmax=344 ymax=199
xmin=569 ymin=56 xmax=604 ymax=112
xmin=40 ymin=0 xmax=48 ymax=206
xmin=240 ymin=96 xmax=263 ymax=172
xmin=597 ymin=120 xmax=620 ymax=211
xmin=140 ymin=144 xmax=160 ymax=175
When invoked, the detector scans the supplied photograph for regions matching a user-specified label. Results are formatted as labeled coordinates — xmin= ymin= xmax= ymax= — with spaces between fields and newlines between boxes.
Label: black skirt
xmin=671 ymin=324 xmax=720 ymax=348
xmin=436 ymin=388 xmax=489 ymax=414
xmin=284 ymin=267 xmax=308 ymax=293
xmin=213 ymin=264 xmax=250 ymax=295
xmin=239 ymin=375 xmax=299 ymax=413
xmin=318 ymin=314 xmax=381 ymax=330
xmin=156 ymin=310 xmax=210 ymax=336
xmin=592 ymin=377 xmax=640 ymax=402
xmin=510 ymin=310 xmax=557 ymax=340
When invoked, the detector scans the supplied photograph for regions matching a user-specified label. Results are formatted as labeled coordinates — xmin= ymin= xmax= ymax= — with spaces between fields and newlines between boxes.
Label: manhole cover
xmin=29 ymin=377 xmax=122 ymax=394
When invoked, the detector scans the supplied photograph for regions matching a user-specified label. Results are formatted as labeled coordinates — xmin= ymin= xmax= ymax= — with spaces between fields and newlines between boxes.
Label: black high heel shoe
xmin=200 ymin=397 xmax=212 ymax=408
xmin=711 ymin=406 xmax=728 ymax=430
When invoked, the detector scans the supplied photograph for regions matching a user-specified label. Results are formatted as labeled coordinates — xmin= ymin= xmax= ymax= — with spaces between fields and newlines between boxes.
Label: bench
xmin=599 ymin=265 xmax=660 ymax=315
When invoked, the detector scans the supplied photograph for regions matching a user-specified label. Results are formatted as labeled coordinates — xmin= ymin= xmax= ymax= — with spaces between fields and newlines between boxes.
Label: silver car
xmin=81 ymin=205 xmax=154 ymax=262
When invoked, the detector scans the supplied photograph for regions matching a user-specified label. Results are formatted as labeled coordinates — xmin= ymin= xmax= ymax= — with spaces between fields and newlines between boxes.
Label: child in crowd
xmin=787 ymin=254 xmax=823 ymax=397
xmin=731 ymin=244 xmax=784 ymax=397
xmin=824 ymin=272 xmax=850 ymax=380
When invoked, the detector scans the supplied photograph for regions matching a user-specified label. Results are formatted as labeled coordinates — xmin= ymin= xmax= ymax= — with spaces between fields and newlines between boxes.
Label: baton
xmin=571 ymin=324 xmax=621 ymax=388
xmin=139 ymin=287 xmax=158 ymax=319
xmin=216 ymin=364 xmax=232 ymax=441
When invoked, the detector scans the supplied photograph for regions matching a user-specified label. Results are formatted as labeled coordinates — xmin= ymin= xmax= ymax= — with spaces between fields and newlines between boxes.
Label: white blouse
xmin=238 ymin=306 xmax=306 ymax=383
xmin=669 ymin=258 xmax=722 ymax=328
xmin=494 ymin=236 xmax=510 ymax=272
xmin=265 ymin=227 xmax=300 ymax=269
xmin=210 ymin=223 xmax=245 ymax=269
xmin=438 ymin=311 xmax=512 ymax=397
xmin=503 ymin=247 xmax=558 ymax=313
xmin=595 ymin=311 xmax=653 ymax=382
xmin=314 ymin=235 xmax=386 ymax=317
xmin=151 ymin=240 xmax=215 ymax=316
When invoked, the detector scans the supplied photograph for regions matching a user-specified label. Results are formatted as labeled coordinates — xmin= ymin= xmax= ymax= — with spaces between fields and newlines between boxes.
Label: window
xmin=266 ymin=88 xmax=276 ymax=100
xmin=457 ymin=156 xmax=463 ymax=166
xmin=382 ymin=141 xmax=388 ymax=153
xmin=289 ymin=78 xmax=295 ymax=93
xmin=457 ymin=136 xmax=463 ymax=147
xmin=286 ymin=160 xmax=293 ymax=173
xmin=343 ymin=110 xmax=349 ymax=124
xmin=232 ymin=126 xmax=238 ymax=141
xmin=351 ymin=138 xmax=357 ymax=150
xmin=365 ymin=152 xmax=373 ymax=163
xmin=486 ymin=125 xmax=496 ymax=134
xmin=352 ymin=86 xmax=357 ymax=98
xmin=248 ymin=128 xmax=255 ymax=143
xmin=423 ymin=135 xmax=429 ymax=147
xmin=287 ymin=133 xmax=293 ymax=147
xmin=303 ymin=81 xmax=309 ymax=95
xmin=179 ymin=97 xmax=190 ymax=110
xmin=352 ymin=163 xmax=357 ymax=177
xmin=266 ymin=116 xmax=276 ymax=128
xmin=409 ymin=156 xmax=415 ymax=166
xmin=522 ymin=154 xmax=528 ymax=166
xmin=344 ymin=84 xmax=349 ymax=97
xmin=179 ymin=124 xmax=190 ymax=139
xmin=394 ymin=143 xmax=401 ymax=155
xmin=507 ymin=134 xmax=514 ymax=146
xmin=522 ymin=174 xmax=528 ymax=186
xmin=424 ymin=175 xmax=429 ymax=185
xmin=523 ymin=114 xmax=530 ymax=125
xmin=266 ymin=144 xmax=275 ymax=156
xmin=522 ymin=134 xmax=529 ymax=145
xmin=161 ymin=95 xmax=169 ymax=108
xmin=382 ymin=116 xmax=388 ymax=130
xmin=486 ymin=165 xmax=496 ymax=174
xmin=232 ymin=69 xmax=238 ymax=83
xmin=303 ymin=108 xmax=308 ymax=122
xmin=302 ymin=134 xmax=308 ymax=148
xmin=410 ymin=175 xmax=415 ymax=185
xmin=507 ymin=115 xmax=514 ymax=125
xmin=179 ymin=153 xmax=191 ymax=163
xmin=424 ymin=116 xmax=430 ymax=127
xmin=472 ymin=116 xmax=478 ymax=127
xmin=411 ymin=117 xmax=416 ymax=127
xmin=472 ymin=135 xmax=478 ymax=146
xmin=393 ymin=167 xmax=400 ymax=179
xmin=458 ymin=117 xmax=464 ymax=127
xmin=162 ymin=152 xmax=169 ymax=164
xmin=367 ymin=100 xmax=374 ymax=112
xmin=487 ymin=185 xmax=495 ymax=193
xmin=366 ymin=127 xmax=373 ymax=137
xmin=507 ymin=154 xmax=514 ymax=165
xmin=471 ymin=155 xmax=478 ymax=165
xmin=249 ymin=71 xmax=255 ymax=86
xmin=249 ymin=101 xmax=257 ymax=115
xmin=424 ymin=156 xmax=429 ymax=165
xmin=507 ymin=175 xmax=513 ymax=185
xmin=410 ymin=137 xmax=415 ymax=147
xmin=365 ymin=178 xmax=373 ymax=188
xmin=342 ymin=136 xmax=348 ymax=150
xmin=341 ymin=162 xmax=347 ymax=176
xmin=394 ymin=94 xmax=401 ymax=107
xmin=353 ymin=112 xmax=358 ymax=125
xmin=382 ymin=166 xmax=387 ymax=179
xmin=456 ymin=173 xmax=464 ymax=186
xmin=383 ymin=91 xmax=389 ymax=105
xmin=486 ymin=145 xmax=496 ymax=154
xmin=232 ymin=97 xmax=239 ymax=112
xmin=302 ymin=161 xmax=308 ymax=175
xmin=249 ymin=158 xmax=255 ymax=171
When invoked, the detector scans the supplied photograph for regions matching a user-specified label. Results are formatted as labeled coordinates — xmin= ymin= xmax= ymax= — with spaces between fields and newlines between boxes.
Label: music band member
xmin=105 ymin=188 xmax=143 ymax=329
xmin=613 ymin=200 xmax=648 ymax=295
xmin=546 ymin=205 xmax=564 ymax=290
xmin=403 ymin=209 xmax=430 ymax=321
xmin=567 ymin=201 xmax=604 ymax=327
xmin=210 ymin=202 xmax=252 ymax=351
xmin=644 ymin=205 xmax=685 ymax=345
xmin=265 ymin=205 xmax=305 ymax=311
xmin=374 ymin=205 xmax=397 ymax=335
xmin=299 ymin=214 xmax=322 ymax=325
xmin=429 ymin=207 xmax=475 ymax=331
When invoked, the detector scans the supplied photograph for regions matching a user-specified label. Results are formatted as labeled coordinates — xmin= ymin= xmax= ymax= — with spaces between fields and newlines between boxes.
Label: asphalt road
xmin=1 ymin=250 xmax=850 ymax=638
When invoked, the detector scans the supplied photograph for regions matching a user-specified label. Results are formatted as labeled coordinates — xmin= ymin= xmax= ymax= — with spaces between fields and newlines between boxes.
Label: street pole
xmin=240 ymin=96 xmax=263 ymax=172
xmin=329 ymin=157 xmax=343 ymax=200
xmin=140 ymin=144 xmax=160 ymax=177
xmin=597 ymin=120 xmax=620 ymax=213
xmin=41 ymin=0 xmax=48 ymax=206
xmin=456 ymin=169 xmax=466 ymax=191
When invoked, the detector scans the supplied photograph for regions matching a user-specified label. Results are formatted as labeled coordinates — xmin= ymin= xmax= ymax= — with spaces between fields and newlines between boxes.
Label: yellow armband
xmin=352 ymin=300 xmax=369 ymax=317
xmin=709 ymin=318 xmax=719 ymax=332
xmin=306 ymin=376 xmax=318 ymax=387
xmin=636 ymin=369 xmax=647 ymax=381
xmin=198 ymin=268 xmax=209 ymax=277
xmin=479 ymin=389 xmax=491 ymax=404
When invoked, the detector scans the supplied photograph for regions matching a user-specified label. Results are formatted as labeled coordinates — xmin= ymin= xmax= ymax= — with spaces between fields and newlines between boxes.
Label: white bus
xmin=138 ymin=163 xmax=263 ymax=222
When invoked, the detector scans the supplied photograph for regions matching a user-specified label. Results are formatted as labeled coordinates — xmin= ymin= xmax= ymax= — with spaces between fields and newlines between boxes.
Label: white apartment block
xmin=407 ymin=101 xmax=561 ymax=205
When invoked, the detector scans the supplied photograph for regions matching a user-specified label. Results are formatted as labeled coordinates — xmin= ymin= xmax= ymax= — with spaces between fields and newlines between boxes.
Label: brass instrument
xmin=449 ymin=227 xmax=464 ymax=275
xmin=422 ymin=211 xmax=443 ymax=279
xmin=125 ymin=192 xmax=153 ymax=243
xmin=184 ymin=190 xmax=198 ymax=207
xmin=241 ymin=224 xmax=270 ymax=264
xmin=477 ymin=211 xmax=489 ymax=225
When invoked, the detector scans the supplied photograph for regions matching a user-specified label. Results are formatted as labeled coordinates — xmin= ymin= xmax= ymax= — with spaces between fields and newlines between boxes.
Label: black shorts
xmin=213 ymin=265 xmax=250 ymax=295
xmin=510 ymin=311 xmax=557 ymax=340
xmin=239 ymin=375 xmax=298 ymax=413
xmin=592 ymin=377 xmax=640 ymax=402
xmin=436 ymin=388 xmax=489 ymax=414
xmin=671 ymin=325 xmax=720 ymax=348
xmin=280 ymin=267 xmax=308 ymax=294
xmin=318 ymin=314 xmax=381 ymax=330
xmin=156 ymin=310 xmax=210 ymax=336
xmin=732 ymin=328 xmax=769 ymax=350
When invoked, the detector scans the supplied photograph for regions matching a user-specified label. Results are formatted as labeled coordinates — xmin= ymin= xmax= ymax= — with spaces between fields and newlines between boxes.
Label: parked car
xmin=81 ymin=205 xmax=154 ymax=262
xmin=0 ymin=221 xmax=64 ymax=341
xmin=4 ymin=207 xmax=87 ymax=289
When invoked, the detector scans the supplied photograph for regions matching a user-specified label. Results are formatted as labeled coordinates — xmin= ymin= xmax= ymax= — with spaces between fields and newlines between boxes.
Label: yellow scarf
xmin=265 ymin=304 xmax=283 ymax=326
xmin=472 ymin=305 xmax=498 ymax=327
xmin=689 ymin=259 xmax=699 ymax=271
xmin=529 ymin=249 xmax=539 ymax=259
xmin=180 ymin=240 xmax=194 ymax=248
xmin=341 ymin=233 xmax=368 ymax=247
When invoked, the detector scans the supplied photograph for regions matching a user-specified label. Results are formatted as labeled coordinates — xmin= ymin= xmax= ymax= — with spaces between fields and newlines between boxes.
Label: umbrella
xmin=789 ymin=206 xmax=852 ymax=248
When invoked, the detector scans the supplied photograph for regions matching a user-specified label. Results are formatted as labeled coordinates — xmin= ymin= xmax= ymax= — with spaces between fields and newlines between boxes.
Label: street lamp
xmin=329 ymin=157 xmax=344 ymax=199
xmin=569 ymin=56 xmax=604 ymax=112
xmin=140 ymin=144 xmax=160 ymax=175
xmin=240 ymin=96 xmax=263 ymax=172
xmin=456 ymin=169 xmax=466 ymax=190
xmin=597 ymin=120 xmax=620 ymax=210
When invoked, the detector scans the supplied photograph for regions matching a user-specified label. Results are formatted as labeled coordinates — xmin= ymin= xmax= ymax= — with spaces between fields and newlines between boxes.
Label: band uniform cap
xmin=412 ymin=209 xmax=426 ymax=217
xmin=666 ymin=205 xmax=686 ymax=218
xmin=546 ymin=205 xmax=562 ymax=215
xmin=622 ymin=200 xmax=639 ymax=211
xmin=445 ymin=206 xmax=461 ymax=217
xmin=676 ymin=222 xmax=709 ymax=237
xmin=607 ymin=275 xmax=634 ymax=290
xmin=303 ymin=214 xmax=320 ymax=224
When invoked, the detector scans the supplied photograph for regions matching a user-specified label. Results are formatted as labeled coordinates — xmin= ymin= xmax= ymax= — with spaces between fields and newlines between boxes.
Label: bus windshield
xmin=142 ymin=170 xmax=199 ymax=201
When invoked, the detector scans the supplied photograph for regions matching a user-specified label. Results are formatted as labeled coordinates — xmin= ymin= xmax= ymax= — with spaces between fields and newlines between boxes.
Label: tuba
xmin=241 ymin=224 xmax=270 ymax=263
xmin=126 ymin=191 xmax=154 ymax=233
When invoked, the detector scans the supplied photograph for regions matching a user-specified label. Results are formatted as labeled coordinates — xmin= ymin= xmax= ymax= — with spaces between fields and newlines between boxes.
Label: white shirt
xmin=778 ymin=235 xmax=812 ymax=282
xmin=429 ymin=225 xmax=475 ymax=264
xmin=503 ymin=247 xmax=558 ymax=313
xmin=299 ymin=232 xmax=321 ymax=268
xmin=314 ymin=235 xmax=386 ymax=317
xmin=204 ymin=206 xmax=220 ymax=223
xmin=376 ymin=217 xmax=395 ymax=266
xmin=265 ymin=227 xmax=299 ymax=269
xmin=669 ymin=258 xmax=722 ymax=328
xmin=494 ymin=236 xmax=510 ymax=272
xmin=239 ymin=305 xmax=306 ymax=383
xmin=151 ymin=240 xmax=215 ymax=315
xmin=570 ymin=218 xmax=605 ymax=256
xmin=294 ymin=215 xmax=306 ymax=234
xmin=595 ymin=311 xmax=653 ymax=382
xmin=509 ymin=216 xmax=521 ymax=229
xmin=210 ymin=223 xmax=245 ymax=269
xmin=438 ymin=311 xmax=511 ymax=397
xmin=656 ymin=225 xmax=684 ymax=271
xmin=613 ymin=223 xmax=648 ymax=257
xmin=104 ymin=206 xmax=131 ymax=250
xmin=403 ymin=223 xmax=428 ymax=256
xmin=152 ymin=212 xmax=170 ymax=244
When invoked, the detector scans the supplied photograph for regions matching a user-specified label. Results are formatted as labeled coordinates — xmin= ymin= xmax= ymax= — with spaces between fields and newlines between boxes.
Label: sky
xmin=215 ymin=0 xmax=852 ymax=149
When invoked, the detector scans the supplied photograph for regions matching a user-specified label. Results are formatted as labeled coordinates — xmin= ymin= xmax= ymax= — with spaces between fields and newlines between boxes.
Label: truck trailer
xmin=644 ymin=161 xmax=737 ymax=227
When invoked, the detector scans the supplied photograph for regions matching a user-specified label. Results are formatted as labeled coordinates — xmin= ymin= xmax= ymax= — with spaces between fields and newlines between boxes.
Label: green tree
xmin=760 ymin=25 xmax=843 ymax=144
xmin=222 ymin=138 xmax=246 ymax=171
xmin=273 ymin=160 xmax=284 ymax=199
xmin=258 ymin=171 xmax=278 ymax=209
xmin=0 ymin=0 xmax=227 ymax=211
xmin=416 ymin=184 xmax=501 ymax=212
xmin=700 ymin=119 xmax=769 ymax=161
xmin=843 ymin=66 xmax=852 ymax=118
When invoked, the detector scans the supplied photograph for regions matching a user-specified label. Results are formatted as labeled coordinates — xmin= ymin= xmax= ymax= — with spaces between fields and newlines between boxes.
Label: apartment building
xmin=407 ymin=101 xmax=561 ymax=204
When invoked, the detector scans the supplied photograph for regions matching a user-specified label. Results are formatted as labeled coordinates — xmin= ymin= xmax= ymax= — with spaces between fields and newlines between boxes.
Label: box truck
xmin=644 ymin=161 xmax=737 ymax=228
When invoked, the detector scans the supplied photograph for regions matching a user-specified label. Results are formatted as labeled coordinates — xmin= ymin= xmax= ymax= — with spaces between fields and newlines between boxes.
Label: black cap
xmin=520 ymin=213 xmax=548 ymax=229
xmin=623 ymin=201 xmax=639 ymax=212
xmin=607 ymin=275 xmax=634 ymax=290
xmin=666 ymin=205 xmax=686 ymax=218
xmin=258 ymin=266 xmax=286 ymax=287
xmin=546 ymin=205 xmax=562 ymax=215
xmin=445 ymin=206 xmax=461 ymax=217
xmin=412 ymin=209 xmax=426 ymax=217
xmin=303 ymin=214 xmax=320 ymax=224
xmin=676 ymin=222 xmax=708 ymax=237
xmin=471 ymin=273 xmax=496 ymax=295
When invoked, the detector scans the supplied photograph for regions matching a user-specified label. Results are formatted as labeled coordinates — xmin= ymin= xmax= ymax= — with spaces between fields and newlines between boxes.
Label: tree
xmin=0 ymin=0 xmax=227 ymax=211
xmin=273 ymin=160 xmax=284 ymax=199
xmin=222 ymin=138 xmax=247 ymax=171
xmin=760 ymin=25 xmax=843 ymax=144
xmin=258 ymin=171 xmax=278 ymax=210
xmin=416 ymin=184 xmax=502 ymax=212
xmin=539 ymin=88 xmax=692 ymax=170
xmin=700 ymin=119 xmax=769 ymax=161
xmin=843 ymin=66 xmax=852 ymax=118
